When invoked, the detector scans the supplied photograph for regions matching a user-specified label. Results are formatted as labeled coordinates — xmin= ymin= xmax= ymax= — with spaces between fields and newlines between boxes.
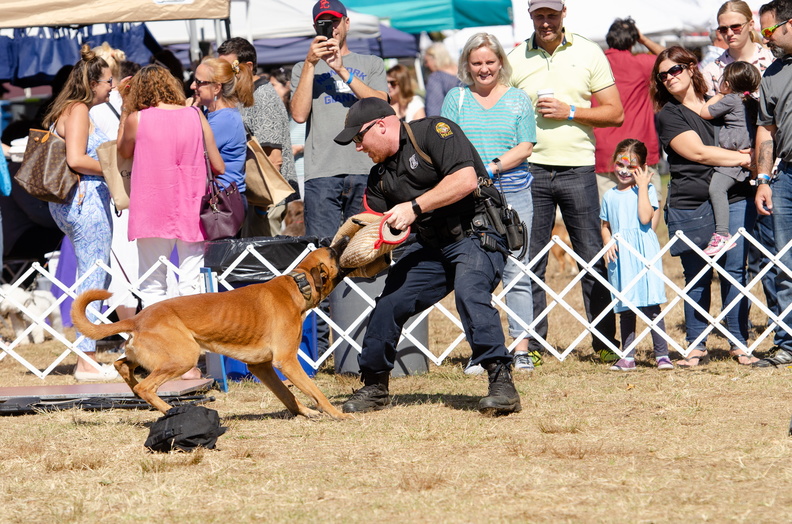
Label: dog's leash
xmin=110 ymin=249 xmax=144 ymax=313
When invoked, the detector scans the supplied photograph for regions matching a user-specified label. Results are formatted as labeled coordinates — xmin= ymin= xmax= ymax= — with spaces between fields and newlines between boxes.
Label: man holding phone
xmin=291 ymin=0 xmax=388 ymax=241
xmin=291 ymin=0 xmax=387 ymax=356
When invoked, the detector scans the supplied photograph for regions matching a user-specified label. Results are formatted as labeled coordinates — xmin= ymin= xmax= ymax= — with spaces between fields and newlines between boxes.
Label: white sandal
xmin=74 ymin=363 xmax=119 ymax=382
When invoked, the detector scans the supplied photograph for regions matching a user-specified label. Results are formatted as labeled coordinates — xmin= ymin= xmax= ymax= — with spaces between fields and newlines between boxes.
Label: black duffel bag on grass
xmin=144 ymin=405 xmax=227 ymax=453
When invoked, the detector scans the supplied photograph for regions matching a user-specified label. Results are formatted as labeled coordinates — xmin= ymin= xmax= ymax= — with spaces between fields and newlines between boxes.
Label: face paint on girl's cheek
xmin=615 ymin=155 xmax=640 ymax=177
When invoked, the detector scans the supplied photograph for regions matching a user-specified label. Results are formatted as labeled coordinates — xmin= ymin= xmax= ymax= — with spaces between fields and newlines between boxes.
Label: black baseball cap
xmin=313 ymin=0 xmax=347 ymax=22
xmin=334 ymin=98 xmax=396 ymax=145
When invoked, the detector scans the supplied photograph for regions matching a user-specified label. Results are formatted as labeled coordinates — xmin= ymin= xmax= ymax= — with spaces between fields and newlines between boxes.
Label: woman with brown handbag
xmin=44 ymin=44 xmax=117 ymax=381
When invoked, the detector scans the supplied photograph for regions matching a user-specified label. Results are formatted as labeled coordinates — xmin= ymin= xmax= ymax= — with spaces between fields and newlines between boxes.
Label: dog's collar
xmin=288 ymin=271 xmax=313 ymax=302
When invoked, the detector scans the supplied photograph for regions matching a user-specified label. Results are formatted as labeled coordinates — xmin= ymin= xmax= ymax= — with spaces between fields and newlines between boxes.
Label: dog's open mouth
xmin=329 ymin=235 xmax=350 ymax=259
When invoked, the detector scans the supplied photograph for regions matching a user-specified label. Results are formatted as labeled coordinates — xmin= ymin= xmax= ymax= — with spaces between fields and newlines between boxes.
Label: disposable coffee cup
xmin=537 ymin=88 xmax=554 ymax=99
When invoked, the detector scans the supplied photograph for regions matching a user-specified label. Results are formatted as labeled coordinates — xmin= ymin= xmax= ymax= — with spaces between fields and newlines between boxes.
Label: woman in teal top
xmin=441 ymin=32 xmax=537 ymax=373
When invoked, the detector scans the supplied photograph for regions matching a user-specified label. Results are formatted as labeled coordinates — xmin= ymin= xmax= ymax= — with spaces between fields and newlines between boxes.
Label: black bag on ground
xmin=144 ymin=405 xmax=227 ymax=452
xmin=665 ymin=200 xmax=715 ymax=257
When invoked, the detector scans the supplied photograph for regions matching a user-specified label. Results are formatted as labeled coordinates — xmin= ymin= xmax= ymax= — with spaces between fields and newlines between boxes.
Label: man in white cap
xmin=508 ymin=0 xmax=624 ymax=364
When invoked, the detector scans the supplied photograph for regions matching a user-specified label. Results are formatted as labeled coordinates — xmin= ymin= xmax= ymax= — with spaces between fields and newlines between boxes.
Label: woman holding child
xmin=652 ymin=46 xmax=756 ymax=366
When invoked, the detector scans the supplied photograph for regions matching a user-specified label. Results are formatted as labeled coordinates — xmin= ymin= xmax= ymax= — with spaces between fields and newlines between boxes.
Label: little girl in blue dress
xmin=600 ymin=139 xmax=673 ymax=371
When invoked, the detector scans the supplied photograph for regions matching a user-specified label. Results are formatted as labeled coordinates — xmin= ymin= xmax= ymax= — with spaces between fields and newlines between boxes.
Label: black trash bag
xmin=144 ymin=405 xmax=227 ymax=453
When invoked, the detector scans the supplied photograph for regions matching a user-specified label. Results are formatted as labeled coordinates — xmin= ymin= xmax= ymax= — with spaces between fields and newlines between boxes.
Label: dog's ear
xmin=309 ymin=266 xmax=324 ymax=295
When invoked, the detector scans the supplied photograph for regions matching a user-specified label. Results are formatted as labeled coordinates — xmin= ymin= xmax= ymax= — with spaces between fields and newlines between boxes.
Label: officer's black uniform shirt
xmin=364 ymin=117 xmax=491 ymax=233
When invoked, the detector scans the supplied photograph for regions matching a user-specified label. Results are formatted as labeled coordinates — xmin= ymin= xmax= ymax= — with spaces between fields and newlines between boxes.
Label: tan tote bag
xmin=97 ymin=140 xmax=133 ymax=212
xmin=245 ymin=135 xmax=295 ymax=209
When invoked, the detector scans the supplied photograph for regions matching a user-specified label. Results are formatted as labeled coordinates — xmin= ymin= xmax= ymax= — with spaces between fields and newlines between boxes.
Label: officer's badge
xmin=409 ymin=154 xmax=418 ymax=169
xmin=435 ymin=122 xmax=453 ymax=138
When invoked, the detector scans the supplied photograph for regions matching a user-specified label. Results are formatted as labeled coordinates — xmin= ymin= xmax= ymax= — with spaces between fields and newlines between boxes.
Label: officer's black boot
xmin=342 ymin=371 xmax=391 ymax=413
xmin=478 ymin=360 xmax=521 ymax=415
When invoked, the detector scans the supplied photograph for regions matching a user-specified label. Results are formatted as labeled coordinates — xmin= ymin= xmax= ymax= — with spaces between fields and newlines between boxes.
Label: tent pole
xmin=189 ymin=20 xmax=201 ymax=64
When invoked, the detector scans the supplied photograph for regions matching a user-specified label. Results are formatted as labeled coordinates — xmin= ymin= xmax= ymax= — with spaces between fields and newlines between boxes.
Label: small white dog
xmin=0 ymin=284 xmax=63 ymax=344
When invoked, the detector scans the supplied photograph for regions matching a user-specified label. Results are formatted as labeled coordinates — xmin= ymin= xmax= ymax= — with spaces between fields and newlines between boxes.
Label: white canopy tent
xmin=146 ymin=0 xmax=381 ymax=47
xmin=0 ymin=0 xmax=229 ymax=28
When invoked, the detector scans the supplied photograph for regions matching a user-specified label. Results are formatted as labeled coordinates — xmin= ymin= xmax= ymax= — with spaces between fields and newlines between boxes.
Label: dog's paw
xmin=299 ymin=407 xmax=323 ymax=418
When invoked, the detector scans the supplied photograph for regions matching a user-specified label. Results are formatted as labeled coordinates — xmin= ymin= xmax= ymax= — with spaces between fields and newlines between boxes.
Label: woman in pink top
xmin=118 ymin=65 xmax=224 ymax=308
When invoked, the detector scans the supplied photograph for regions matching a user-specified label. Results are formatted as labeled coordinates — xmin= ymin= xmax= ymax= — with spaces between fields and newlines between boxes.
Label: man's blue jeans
xmin=304 ymin=174 xmax=368 ymax=353
xmin=528 ymin=164 xmax=617 ymax=352
xmin=747 ymin=213 xmax=781 ymax=346
xmin=304 ymin=174 xmax=368 ymax=239
xmin=770 ymin=165 xmax=792 ymax=352
xmin=678 ymin=198 xmax=755 ymax=349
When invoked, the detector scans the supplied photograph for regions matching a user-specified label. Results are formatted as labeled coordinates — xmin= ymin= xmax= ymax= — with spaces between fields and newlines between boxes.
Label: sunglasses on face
xmin=656 ymin=64 xmax=687 ymax=83
xmin=353 ymin=120 xmax=379 ymax=144
xmin=717 ymin=21 xmax=748 ymax=34
xmin=761 ymin=19 xmax=791 ymax=39
xmin=194 ymin=79 xmax=214 ymax=87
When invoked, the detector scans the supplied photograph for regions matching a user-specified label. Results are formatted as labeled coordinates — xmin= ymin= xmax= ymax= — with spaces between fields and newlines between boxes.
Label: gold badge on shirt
xmin=435 ymin=122 xmax=453 ymax=138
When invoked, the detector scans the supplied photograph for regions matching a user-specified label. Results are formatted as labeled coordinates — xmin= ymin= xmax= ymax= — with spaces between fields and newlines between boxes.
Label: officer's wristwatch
xmin=411 ymin=198 xmax=422 ymax=216
xmin=491 ymin=158 xmax=502 ymax=174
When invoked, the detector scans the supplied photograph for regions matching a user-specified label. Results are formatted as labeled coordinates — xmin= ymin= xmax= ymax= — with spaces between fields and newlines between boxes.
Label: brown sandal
xmin=677 ymin=349 xmax=710 ymax=368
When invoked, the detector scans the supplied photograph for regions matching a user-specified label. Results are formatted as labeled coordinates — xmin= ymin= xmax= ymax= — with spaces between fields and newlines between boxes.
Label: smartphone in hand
xmin=316 ymin=19 xmax=333 ymax=39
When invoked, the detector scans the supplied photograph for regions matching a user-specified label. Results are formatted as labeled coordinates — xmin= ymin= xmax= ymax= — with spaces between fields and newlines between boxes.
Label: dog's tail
xmin=70 ymin=289 xmax=136 ymax=340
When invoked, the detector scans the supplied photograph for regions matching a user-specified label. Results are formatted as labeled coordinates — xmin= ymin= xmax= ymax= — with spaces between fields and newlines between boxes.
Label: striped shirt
xmin=441 ymin=86 xmax=536 ymax=193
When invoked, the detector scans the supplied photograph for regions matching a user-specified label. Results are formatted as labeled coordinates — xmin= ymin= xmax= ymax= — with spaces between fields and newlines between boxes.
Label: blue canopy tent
xmin=166 ymin=23 xmax=419 ymax=68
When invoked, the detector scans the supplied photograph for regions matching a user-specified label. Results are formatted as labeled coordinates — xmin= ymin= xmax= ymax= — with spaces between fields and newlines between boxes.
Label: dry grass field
xmin=1 ymin=235 xmax=792 ymax=523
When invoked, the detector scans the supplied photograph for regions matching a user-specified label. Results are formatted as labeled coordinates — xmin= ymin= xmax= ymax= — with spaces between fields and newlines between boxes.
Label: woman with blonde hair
xmin=89 ymin=42 xmax=142 ymax=322
xmin=89 ymin=42 xmax=126 ymax=135
xmin=118 ymin=64 xmax=224 ymax=309
xmin=45 ymin=44 xmax=116 ymax=381
xmin=701 ymin=0 xmax=774 ymax=96
xmin=423 ymin=42 xmax=462 ymax=116
xmin=387 ymin=64 xmax=425 ymax=121
xmin=190 ymin=57 xmax=251 ymax=206
xmin=441 ymin=33 xmax=536 ymax=373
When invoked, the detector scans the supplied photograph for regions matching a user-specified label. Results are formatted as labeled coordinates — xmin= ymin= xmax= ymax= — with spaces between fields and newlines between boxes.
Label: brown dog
xmin=71 ymin=238 xmax=351 ymax=419
xmin=281 ymin=200 xmax=305 ymax=236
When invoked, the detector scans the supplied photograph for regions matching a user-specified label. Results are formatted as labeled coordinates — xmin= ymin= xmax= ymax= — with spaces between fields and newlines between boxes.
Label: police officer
xmin=334 ymin=97 xmax=521 ymax=416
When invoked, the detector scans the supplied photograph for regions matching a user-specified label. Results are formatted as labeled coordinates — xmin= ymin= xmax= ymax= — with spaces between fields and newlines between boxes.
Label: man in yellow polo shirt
xmin=508 ymin=0 xmax=624 ymax=363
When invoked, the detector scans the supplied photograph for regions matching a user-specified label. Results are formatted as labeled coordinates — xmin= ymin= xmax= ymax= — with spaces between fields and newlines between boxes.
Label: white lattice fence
xmin=0 ymin=229 xmax=783 ymax=378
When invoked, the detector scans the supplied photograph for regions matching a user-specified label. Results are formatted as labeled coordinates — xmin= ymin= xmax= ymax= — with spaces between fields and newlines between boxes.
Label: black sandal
xmin=677 ymin=349 xmax=710 ymax=368
xmin=730 ymin=349 xmax=758 ymax=366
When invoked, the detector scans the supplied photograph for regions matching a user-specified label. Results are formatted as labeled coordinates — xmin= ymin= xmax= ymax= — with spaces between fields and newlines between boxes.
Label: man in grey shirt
xmin=291 ymin=0 xmax=387 ymax=239
xmin=754 ymin=0 xmax=792 ymax=367
xmin=217 ymin=37 xmax=297 ymax=236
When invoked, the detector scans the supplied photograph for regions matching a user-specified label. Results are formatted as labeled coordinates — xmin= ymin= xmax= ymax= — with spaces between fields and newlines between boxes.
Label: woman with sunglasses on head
xmin=652 ymin=46 xmax=755 ymax=367
xmin=190 ymin=57 xmax=253 ymax=211
xmin=387 ymin=64 xmax=425 ymax=122
xmin=701 ymin=1 xmax=775 ymax=97
xmin=44 ymin=45 xmax=116 ymax=381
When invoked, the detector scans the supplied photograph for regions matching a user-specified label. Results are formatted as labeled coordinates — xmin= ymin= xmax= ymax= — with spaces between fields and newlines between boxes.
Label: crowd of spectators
xmin=3 ymin=0 xmax=791 ymax=381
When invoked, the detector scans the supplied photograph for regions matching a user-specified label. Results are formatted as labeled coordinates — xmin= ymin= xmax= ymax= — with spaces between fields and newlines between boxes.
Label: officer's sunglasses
xmin=353 ymin=120 xmax=380 ymax=144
